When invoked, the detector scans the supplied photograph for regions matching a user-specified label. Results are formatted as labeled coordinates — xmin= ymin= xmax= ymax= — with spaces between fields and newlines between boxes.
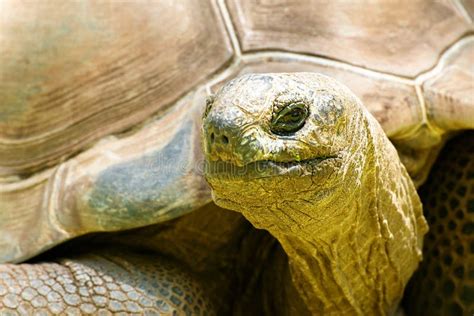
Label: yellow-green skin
xmin=203 ymin=73 xmax=428 ymax=315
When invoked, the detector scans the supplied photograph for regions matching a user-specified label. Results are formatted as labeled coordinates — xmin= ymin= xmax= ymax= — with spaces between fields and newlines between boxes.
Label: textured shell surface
xmin=0 ymin=0 xmax=473 ymax=262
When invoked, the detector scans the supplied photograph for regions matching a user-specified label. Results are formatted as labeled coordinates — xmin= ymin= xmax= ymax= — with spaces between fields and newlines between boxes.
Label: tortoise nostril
xmin=208 ymin=128 xmax=230 ymax=146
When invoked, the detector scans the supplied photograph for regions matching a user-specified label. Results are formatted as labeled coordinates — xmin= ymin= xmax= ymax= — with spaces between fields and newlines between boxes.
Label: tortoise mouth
xmin=205 ymin=155 xmax=340 ymax=180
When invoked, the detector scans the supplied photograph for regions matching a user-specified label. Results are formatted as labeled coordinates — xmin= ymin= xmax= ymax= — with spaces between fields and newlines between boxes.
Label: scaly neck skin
xmin=238 ymin=123 xmax=427 ymax=315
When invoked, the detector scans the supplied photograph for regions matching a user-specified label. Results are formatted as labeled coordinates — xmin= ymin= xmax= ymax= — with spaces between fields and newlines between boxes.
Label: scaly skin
xmin=203 ymin=73 xmax=428 ymax=315
xmin=0 ymin=250 xmax=214 ymax=315
xmin=405 ymin=131 xmax=474 ymax=315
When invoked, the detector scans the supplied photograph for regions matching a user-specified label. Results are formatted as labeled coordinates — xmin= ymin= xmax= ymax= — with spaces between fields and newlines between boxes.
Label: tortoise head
xmin=202 ymin=73 xmax=372 ymax=230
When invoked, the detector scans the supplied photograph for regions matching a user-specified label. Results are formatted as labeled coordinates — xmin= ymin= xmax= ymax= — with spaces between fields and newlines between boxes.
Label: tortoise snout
xmin=202 ymin=102 xmax=264 ymax=166
xmin=203 ymin=114 xmax=248 ymax=164
xmin=204 ymin=121 xmax=236 ymax=157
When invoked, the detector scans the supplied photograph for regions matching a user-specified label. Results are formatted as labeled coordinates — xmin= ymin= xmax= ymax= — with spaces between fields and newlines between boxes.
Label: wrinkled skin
xmin=203 ymin=73 xmax=428 ymax=315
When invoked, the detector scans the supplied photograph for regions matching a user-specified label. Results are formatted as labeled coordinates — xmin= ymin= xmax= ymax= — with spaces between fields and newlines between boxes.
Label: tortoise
xmin=0 ymin=0 xmax=473 ymax=315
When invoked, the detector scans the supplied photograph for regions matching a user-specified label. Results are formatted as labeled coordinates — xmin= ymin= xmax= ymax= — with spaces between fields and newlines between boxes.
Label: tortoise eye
xmin=270 ymin=102 xmax=309 ymax=135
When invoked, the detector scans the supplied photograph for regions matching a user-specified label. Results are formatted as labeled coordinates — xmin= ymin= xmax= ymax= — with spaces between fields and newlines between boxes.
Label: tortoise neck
xmin=268 ymin=181 xmax=409 ymax=315
xmin=251 ymin=121 xmax=427 ymax=315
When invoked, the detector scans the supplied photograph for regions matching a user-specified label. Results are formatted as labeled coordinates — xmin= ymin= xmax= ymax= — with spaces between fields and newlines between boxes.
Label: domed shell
xmin=0 ymin=0 xmax=473 ymax=263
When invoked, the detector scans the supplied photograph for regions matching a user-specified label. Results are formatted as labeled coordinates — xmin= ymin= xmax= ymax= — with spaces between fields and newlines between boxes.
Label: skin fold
xmin=203 ymin=73 xmax=428 ymax=315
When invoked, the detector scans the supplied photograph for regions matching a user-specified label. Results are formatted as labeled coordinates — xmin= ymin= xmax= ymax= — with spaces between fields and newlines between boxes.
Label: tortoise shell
xmin=0 ymin=0 xmax=473 ymax=263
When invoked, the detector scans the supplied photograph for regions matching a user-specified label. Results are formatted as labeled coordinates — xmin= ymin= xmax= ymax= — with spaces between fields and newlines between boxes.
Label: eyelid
xmin=273 ymin=102 xmax=308 ymax=120
xmin=274 ymin=100 xmax=304 ymax=112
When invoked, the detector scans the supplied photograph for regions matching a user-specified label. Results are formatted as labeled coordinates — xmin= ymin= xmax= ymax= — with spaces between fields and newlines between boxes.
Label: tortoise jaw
xmin=205 ymin=155 xmax=340 ymax=180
